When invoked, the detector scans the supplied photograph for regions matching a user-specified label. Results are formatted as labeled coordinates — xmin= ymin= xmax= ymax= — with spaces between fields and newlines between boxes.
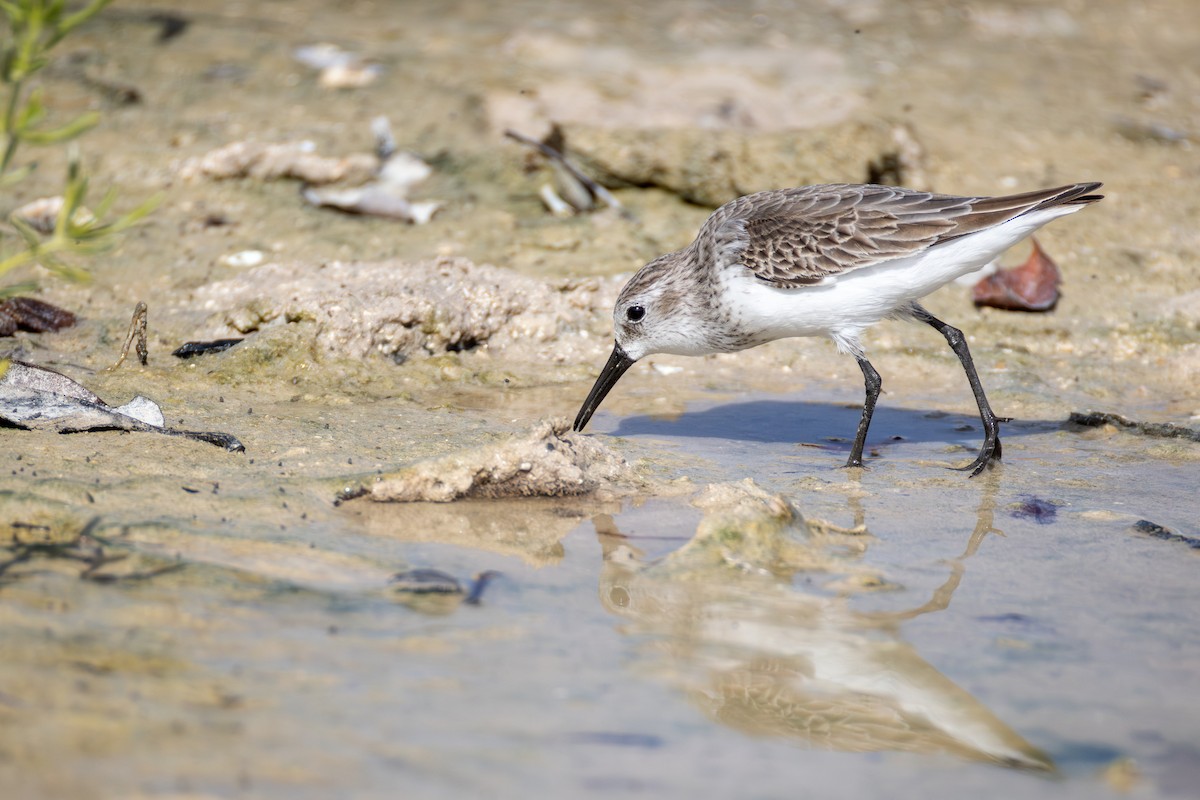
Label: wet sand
xmin=1 ymin=1 xmax=1198 ymax=797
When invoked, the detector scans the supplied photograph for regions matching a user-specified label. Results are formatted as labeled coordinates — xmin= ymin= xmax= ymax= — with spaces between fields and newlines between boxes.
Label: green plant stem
xmin=0 ymin=232 xmax=63 ymax=276
xmin=1 ymin=0 xmax=144 ymax=295
xmin=1 ymin=78 xmax=23 ymax=175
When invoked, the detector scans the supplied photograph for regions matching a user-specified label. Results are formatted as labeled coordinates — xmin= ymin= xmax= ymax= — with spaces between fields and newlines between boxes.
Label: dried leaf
xmin=0 ymin=297 xmax=77 ymax=336
xmin=972 ymin=238 xmax=1062 ymax=312
xmin=0 ymin=360 xmax=244 ymax=451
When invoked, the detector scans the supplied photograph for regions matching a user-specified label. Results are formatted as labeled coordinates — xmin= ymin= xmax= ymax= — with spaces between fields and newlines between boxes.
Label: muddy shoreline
xmin=2 ymin=1 xmax=1198 ymax=798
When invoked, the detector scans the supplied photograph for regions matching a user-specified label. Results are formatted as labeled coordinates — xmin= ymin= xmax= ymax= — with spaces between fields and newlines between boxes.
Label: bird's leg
xmin=846 ymin=355 xmax=882 ymax=469
xmin=911 ymin=304 xmax=1006 ymax=477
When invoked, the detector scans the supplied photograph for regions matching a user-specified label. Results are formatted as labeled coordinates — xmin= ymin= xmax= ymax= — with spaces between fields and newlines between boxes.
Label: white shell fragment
xmin=371 ymin=115 xmax=397 ymax=160
xmin=550 ymin=160 xmax=595 ymax=213
xmin=220 ymin=249 xmax=266 ymax=269
xmin=177 ymin=120 xmax=444 ymax=224
xmin=318 ymin=62 xmax=382 ymax=89
xmin=378 ymin=151 xmax=432 ymax=187
xmin=293 ymin=43 xmax=381 ymax=89
xmin=12 ymin=196 xmax=95 ymax=235
xmin=113 ymin=395 xmax=166 ymax=427
xmin=538 ymin=184 xmax=575 ymax=217
xmin=293 ymin=43 xmax=354 ymax=70
xmin=302 ymin=186 xmax=440 ymax=224
xmin=301 ymin=147 xmax=440 ymax=224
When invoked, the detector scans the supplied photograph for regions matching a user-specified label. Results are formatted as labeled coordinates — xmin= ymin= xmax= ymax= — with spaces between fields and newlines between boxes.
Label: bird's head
xmin=574 ymin=252 xmax=709 ymax=432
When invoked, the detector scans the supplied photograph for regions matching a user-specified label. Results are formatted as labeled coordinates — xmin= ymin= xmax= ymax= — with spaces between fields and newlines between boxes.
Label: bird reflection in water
xmin=593 ymin=482 xmax=1052 ymax=771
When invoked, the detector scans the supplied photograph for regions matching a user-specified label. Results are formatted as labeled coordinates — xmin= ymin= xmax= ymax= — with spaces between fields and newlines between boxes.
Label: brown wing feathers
xmin=934 ymin=182 xmax=1103 ymax=244
xmin=723 ymin=183 xmax=1102 ymax=288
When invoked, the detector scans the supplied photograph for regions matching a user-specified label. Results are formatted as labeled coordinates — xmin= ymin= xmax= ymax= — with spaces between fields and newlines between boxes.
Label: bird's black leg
xmin=911 ymin=304 xmax=1006 ymax=477
xmin=846 ymin=355 xmax=882 ymax=469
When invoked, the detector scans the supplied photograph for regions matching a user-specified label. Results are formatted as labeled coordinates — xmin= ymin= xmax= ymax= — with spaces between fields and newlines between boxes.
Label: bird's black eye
xmin=625 ymin=305 xmax=645 ymax=322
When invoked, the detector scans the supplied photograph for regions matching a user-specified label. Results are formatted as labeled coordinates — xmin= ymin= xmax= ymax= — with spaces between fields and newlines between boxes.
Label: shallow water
xmin=4 ymin=387 xmax=1197 ymax=798
xmin=2 ymin=0 xmax=1199 ymax=797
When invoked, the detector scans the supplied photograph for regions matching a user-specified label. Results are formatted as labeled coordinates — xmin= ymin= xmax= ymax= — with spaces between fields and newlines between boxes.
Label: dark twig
xmin=106 ymin=301 xmax=148 ymax=370
xmin=1068 ymin=411 xmax=1200 ymax=442
xmin=504 ymin=128 xmax=627 ymax=215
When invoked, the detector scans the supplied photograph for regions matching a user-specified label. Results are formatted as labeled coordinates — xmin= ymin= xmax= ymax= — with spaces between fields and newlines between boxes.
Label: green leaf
xmin=9 ymin=214 xmax=42 ymax=247
xmin=16 ymin=86 xmax=46 ymax=130
xmin=90 ymin=184 xmax=116 ymax=218
xmin=62 ymin=155 xmax=85 ymax=191
xmin=52 ymin=0 xmax=112 ymax=44
xmin=55 ymin=187 xmax=81 ymax=237
xmin=0 ymin=161 xmax=34 ymax=186
xmin=0 ymin=0 xmax=150 ymax=299
xmin=37 ymin=250 xmax=91 ymax=283
xmin=108 ymin=192 xmax=160 ymax=232
xmin=0 ymin=48 xmax=16 ymax=84
xmin=0 ymin=245 xmax=35 ymax=278
xmin=61 ymin=186 xmax=87 ymax=231
xmin=22 ymin=110 xmax=98 ymax=144
xmin=0 ymin=279 xmax=37 ymax=298
xmin=0 ymin=2 xmax=22 ymax=26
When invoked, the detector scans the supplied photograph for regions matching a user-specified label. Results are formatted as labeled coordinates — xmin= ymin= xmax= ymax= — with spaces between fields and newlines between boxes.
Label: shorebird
xmin=573 ymin=182 xmax=1103 ymax=475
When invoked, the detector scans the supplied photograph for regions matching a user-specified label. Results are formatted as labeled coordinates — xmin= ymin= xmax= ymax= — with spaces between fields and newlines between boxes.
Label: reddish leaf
xmin=0 ymin=297 xmax=78 ymax=336
xmin=972 ymin=238 xmax=1062 ymax=312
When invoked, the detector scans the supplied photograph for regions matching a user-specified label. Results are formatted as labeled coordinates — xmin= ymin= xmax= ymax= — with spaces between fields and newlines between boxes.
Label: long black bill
xmin=573 ymin=344 xmax=636 ymax=432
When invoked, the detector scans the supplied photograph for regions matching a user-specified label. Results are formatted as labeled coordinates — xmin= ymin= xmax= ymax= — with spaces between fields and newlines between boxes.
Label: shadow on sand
xmin=610 ymin=399 xmax=1059 ymax=454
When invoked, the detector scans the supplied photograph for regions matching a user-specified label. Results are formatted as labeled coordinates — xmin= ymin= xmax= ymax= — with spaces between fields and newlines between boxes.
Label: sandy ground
xmin=1 ymin=1 xmax=1198 ymax=798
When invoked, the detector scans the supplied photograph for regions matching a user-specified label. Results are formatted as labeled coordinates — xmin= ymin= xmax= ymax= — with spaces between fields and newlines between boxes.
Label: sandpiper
xmin=573 ymin=182 xmax=1103 ymax=475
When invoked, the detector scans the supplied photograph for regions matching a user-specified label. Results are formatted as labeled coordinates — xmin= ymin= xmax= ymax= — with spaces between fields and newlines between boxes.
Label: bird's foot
xmin=955 ymin=436 xmax=1003 ymax=477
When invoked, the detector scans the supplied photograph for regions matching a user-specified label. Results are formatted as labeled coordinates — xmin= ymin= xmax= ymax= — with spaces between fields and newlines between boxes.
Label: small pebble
xmin=221 ymin=250 xmax=265 ymax=268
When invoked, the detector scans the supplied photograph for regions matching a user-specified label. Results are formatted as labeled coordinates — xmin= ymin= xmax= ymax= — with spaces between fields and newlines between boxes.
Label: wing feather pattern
xmin=704 ymin=183 xmax=1102 ymax=288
